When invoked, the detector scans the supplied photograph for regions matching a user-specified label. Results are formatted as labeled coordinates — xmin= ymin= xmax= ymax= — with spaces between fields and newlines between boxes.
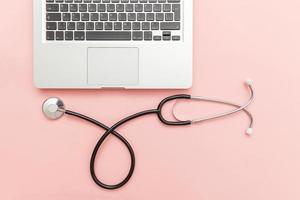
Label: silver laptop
xmin=33 ymin=0 xmax=193 ymax=89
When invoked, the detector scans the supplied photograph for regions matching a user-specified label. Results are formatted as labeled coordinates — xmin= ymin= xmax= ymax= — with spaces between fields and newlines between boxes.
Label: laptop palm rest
xmin=88 ymin=47 xmax=139 ymax=86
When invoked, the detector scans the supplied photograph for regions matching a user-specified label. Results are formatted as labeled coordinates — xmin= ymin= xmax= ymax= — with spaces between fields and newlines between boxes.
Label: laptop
xmin=33 ymin=0 xmax=193 ymax=89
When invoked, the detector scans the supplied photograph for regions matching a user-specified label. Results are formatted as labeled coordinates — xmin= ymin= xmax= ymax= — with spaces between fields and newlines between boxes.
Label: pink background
xmin=1 ymin=0 xmax=300 ymax=199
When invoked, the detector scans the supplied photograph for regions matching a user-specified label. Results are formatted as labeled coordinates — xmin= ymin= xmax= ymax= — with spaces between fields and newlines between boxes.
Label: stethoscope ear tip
xmin=42 ymin=97 xmax=65 ymax=120
xmin=246 ymin=128 xmax=253 ymax=136
xmin=246 ymin=79 xmax=253 ymax=86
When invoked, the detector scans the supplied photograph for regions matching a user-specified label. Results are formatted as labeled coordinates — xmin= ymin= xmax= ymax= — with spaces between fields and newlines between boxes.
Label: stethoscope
xmin=42 ymin=80 xmax=254 ymax=190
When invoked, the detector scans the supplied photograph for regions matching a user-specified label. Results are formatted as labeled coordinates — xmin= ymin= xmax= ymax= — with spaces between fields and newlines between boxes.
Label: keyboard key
xmin=86 ymin=31 xmax=131 ymax=40
xmin=95 ymin=22 xmax=103 ymax=30
xmin=107 ymin=4 xmax=115 ymax=12
xmin=67 ymin=22 xmax=76 ymax=30
xmin=114 ymin=22 xmax=122 ymax=30
xmin=118 ymin=13 xmax=127 ymax=21
xmin=163 ymin=35 xmax=171 ymax=40
xmin=165 ymin=13 xmax=173 ymax=21
xmin=79 ymin=4 xmax=87 ymax=12
xmin=144 ymin=4 xmax=152 ymax=12
xmin=172 ymin=4 xmax=180 ymax=21
xmin=65 ymin=31 xmax=73 ymax=40
xmin=146 ymin=13 xmax=154 ymax=21
xmin=153 ymin=4 xmax=161 ymax=12
xmin=81 ymin=13 xmax=90 ymax=21
xmin=56 ymin=31 xmax=64 ymax=40
xmin=151 ymin=22 xmax=159 ymax=30
xmin=75 ymin=31 xmax=85 ymax=40
xmin=156 ymin=13 xmax=164 ymax=21
xmin=46 ymin=22 xmax=57 ymax=30
xmin=98 ymin=4 xmax=106 ymax=12
xmin=137 ymin=13 xmax=145 ymax=21
xmin=160 ymin=22 xmax=180 ymax=30
xmin=128 ymin=13 xmax=136 ymax=21
xmin=168 ymin=0 xmax=180 ymax=2
xmin=72 ymin=13 xmax=80 ymax=21
xmin=144 ymin=31 xmax=152 ymax=40
xmin=135 ymin=4 xmax=143 ymax=12
xmin=46 ymin=13 xmax=61 ymax=21
xmin=91 ymin=13 xmax=99 ymax=21
xmin=125 ymin=4 xmax=134 ymax=12
xmin=123 ymin=22 xmax=131 ymax=30
xmin=163 ymin=4 xmax=171 ymax=12
xmin=100 ymin=13 xmax=108 ymax=21
xmin=88 ymin=4 xmax=97 ymax=12
xmin=172 ymin=35 xmax=180 ymax=41
xmin=116 ymin=4 xmax=125 ymax=12
xmin=60 ymin=4 xmax=69 ymax=12
xmin=46 ymin=4 xmax=59 ymax=12
xmin=58 ymin=22 xmax=66 ymax=30
xmin=86 ymin=22 xmax=94 ymax=30
xmin=109 ymin=13 xmax=118 ymax=21
xmin=132 ymin=22 xmax=140 ymax=30
xmin=163 ymin=31 xmax=171 ymax=36
xmin=105 ymin=22 xmax=113 ymax=30
xmin=70 ymin=4 xmax=78 ymax=12
xmin=62 ymin=13 xmax=71 ymax=21
xmin=142 ymin=22 xmax=150 ymax=30
xmin=77 ymin=22 xmax=85 ymax=30
xmin=153 ymin=35 xmax=162 ymax=41
xmin=132 ymin=31 xmax=143 ymax=40
xmin=46 ymin=31 xmax=55 ymax=40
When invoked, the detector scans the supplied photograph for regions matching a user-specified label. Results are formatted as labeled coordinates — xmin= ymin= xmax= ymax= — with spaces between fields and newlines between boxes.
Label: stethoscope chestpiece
xmin=42 ymin=97 xmax=65 ymax=120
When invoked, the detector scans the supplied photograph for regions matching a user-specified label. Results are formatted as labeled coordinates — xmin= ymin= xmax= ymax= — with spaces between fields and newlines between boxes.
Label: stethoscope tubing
xmin=43 ymin=80 xmax=254 ymax=190
xmin=65 ymin=110 xmax=137 ymax=189
xmin=88 ymin=109 xmax=158 ymax=189
xmin=64 ymin=95 xmax=192 ymax=190
xmin=190 ymin=82 xmax=254 ymax=123
xmin=64 ymin=97 xmax=192 ymax=190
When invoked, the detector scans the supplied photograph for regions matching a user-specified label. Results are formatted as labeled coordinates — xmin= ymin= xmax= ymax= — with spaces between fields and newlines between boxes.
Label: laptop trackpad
xmin=88 ymin=48 xmax=139 ymax=85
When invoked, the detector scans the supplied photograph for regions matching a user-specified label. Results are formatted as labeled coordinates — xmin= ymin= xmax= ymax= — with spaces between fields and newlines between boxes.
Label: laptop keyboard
xmin=45 ymin=0 xmax=182 ymax=41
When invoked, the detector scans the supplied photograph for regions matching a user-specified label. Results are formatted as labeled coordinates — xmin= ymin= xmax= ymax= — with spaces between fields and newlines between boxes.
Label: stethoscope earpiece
xmin=246 ymin=128 xmax=253 ymax=136
xmin=42 ymin=97 xmax=65 ymax=120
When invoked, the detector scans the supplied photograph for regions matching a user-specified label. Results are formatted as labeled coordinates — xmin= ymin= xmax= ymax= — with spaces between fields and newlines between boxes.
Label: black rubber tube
xmin=65 ymin=109 xmax=158 ymax=190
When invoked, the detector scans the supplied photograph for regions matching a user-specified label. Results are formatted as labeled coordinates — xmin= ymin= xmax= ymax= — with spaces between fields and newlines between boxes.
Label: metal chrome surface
xmin=42 ymin=97 xmax=65 ymax=120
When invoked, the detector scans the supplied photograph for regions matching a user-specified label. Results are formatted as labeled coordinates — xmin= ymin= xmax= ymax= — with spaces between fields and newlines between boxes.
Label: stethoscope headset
xmin=42 ymin=79 xmax=254 ymax=190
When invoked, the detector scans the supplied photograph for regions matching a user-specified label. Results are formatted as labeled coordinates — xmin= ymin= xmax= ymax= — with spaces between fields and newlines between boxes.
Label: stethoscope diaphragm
xmin=42 ymin=97 xmax=65 ymax=120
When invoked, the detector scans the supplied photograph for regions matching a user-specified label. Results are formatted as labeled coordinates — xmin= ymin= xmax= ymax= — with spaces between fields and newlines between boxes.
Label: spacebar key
xmin=86 ymin=31 xmax=131 ymax=41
